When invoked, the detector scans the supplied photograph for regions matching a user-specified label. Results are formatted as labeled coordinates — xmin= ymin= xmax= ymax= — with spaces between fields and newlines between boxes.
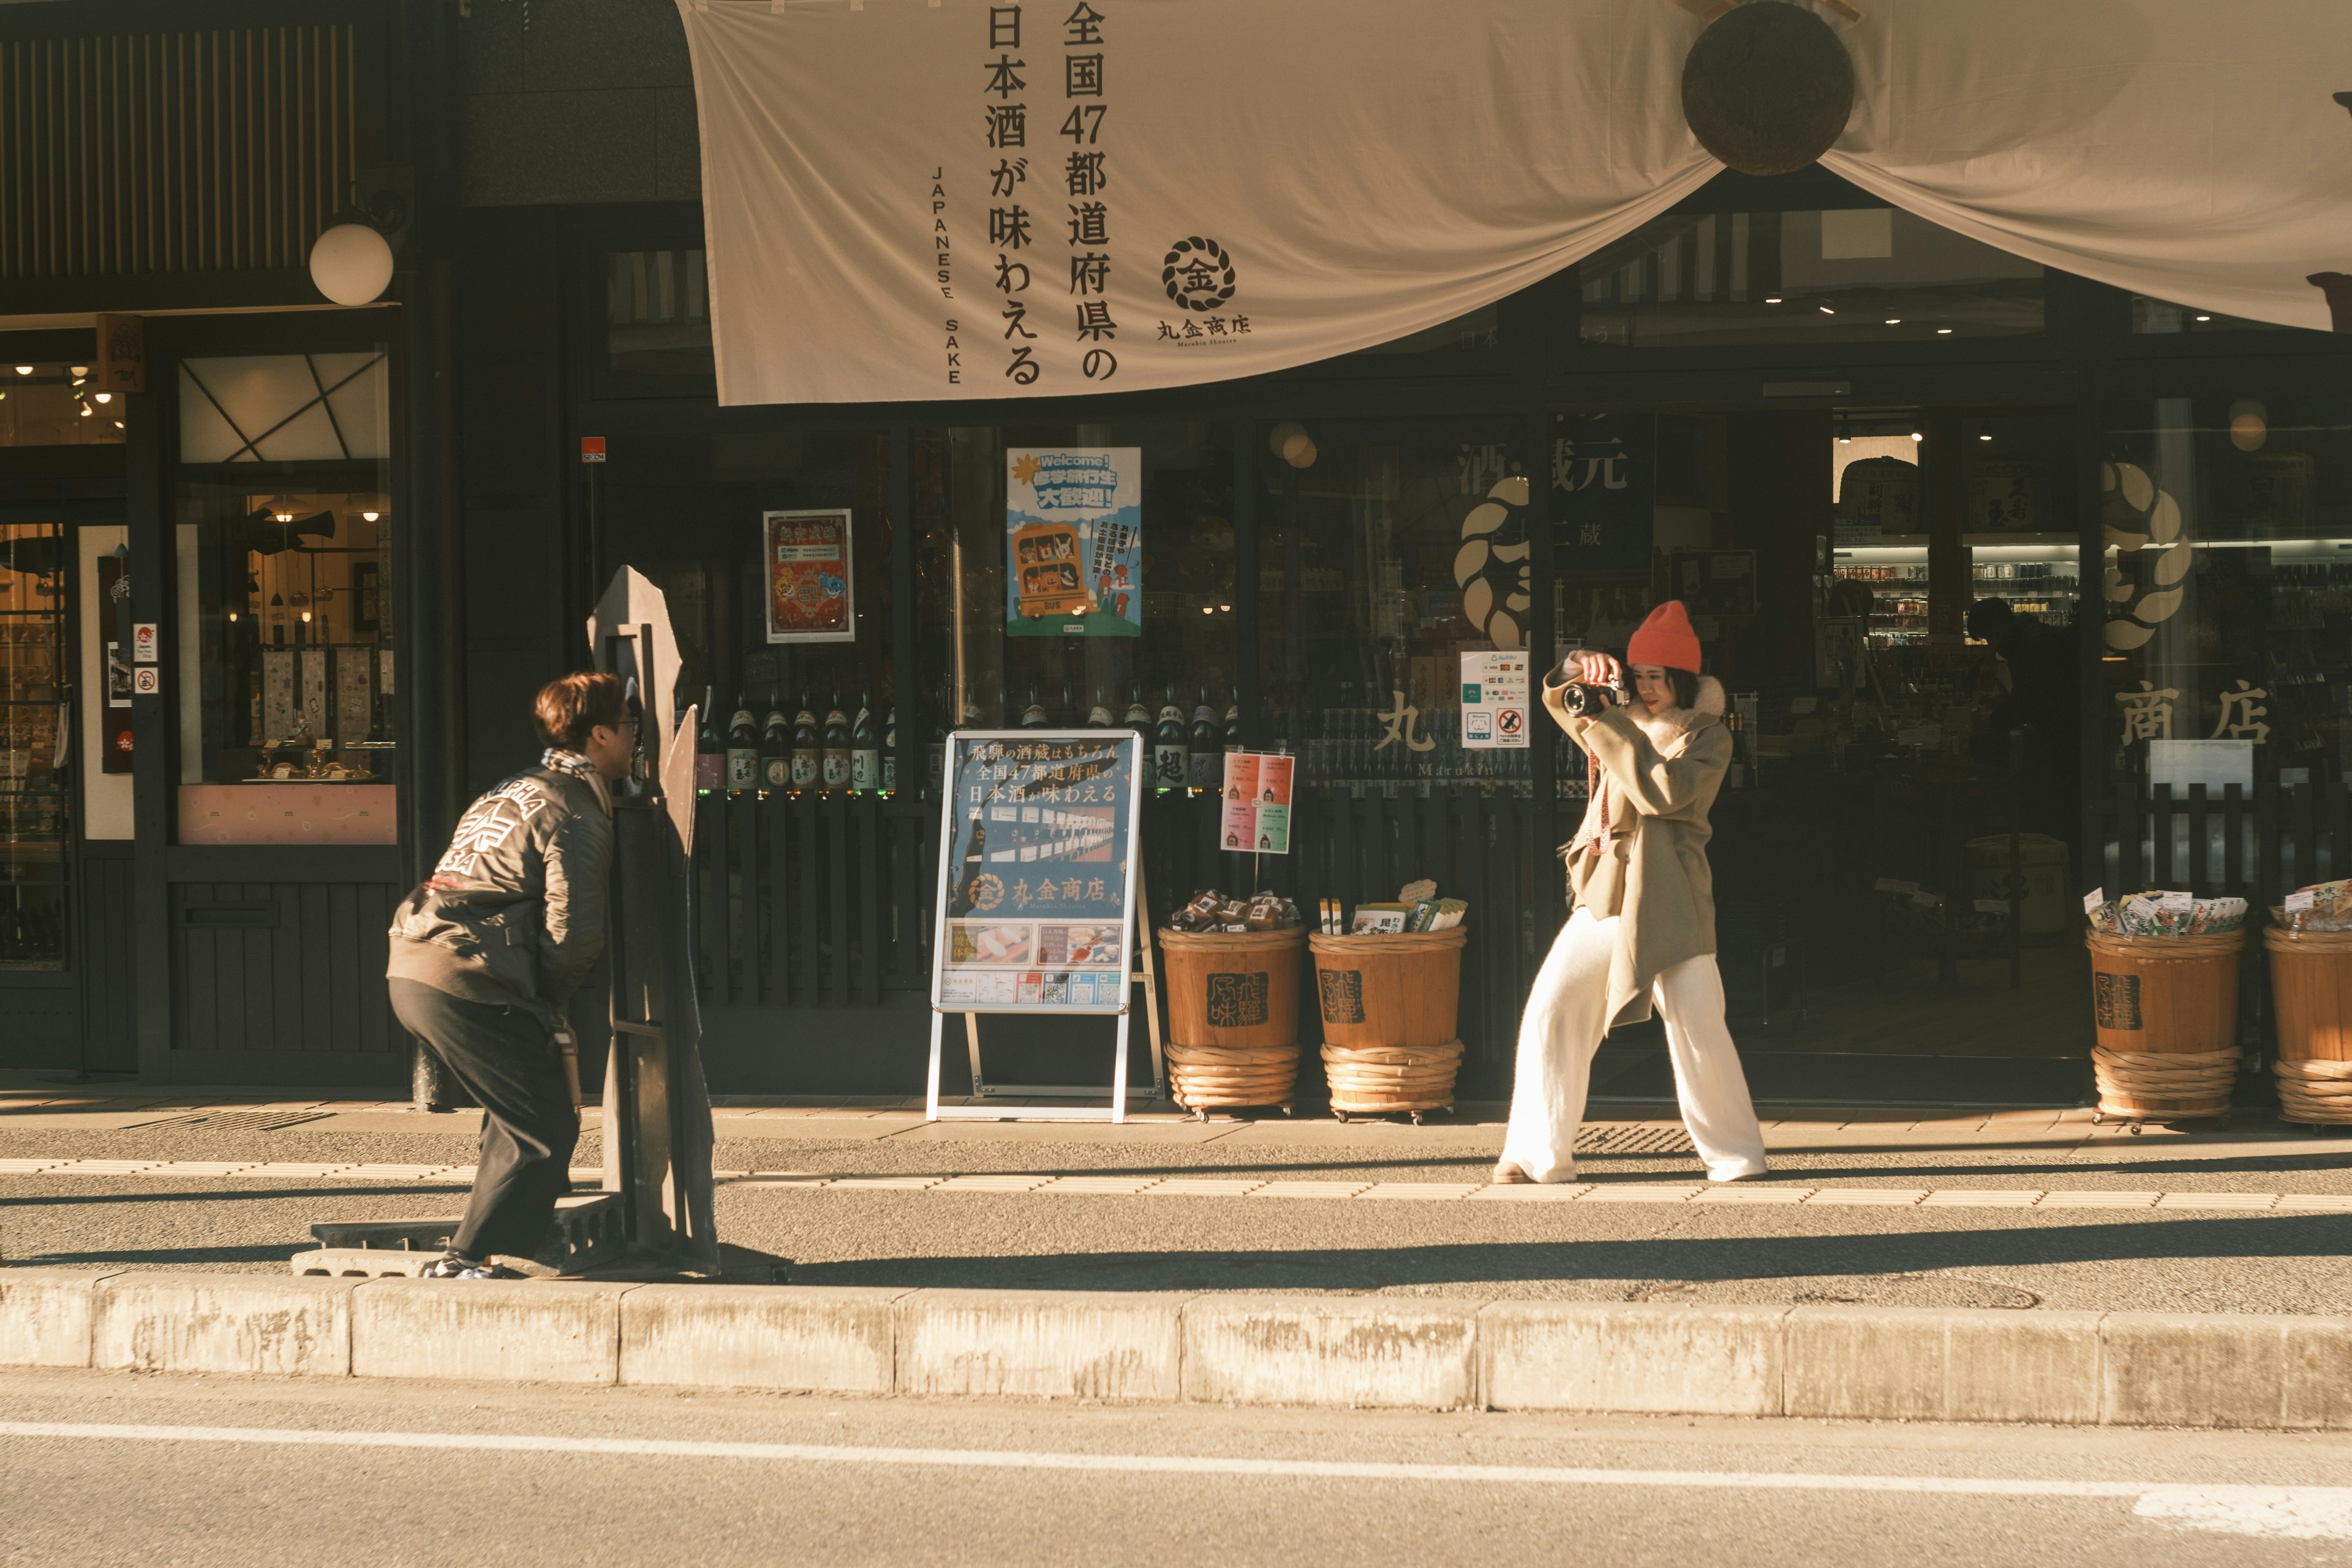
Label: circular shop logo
xmin=1161 ymin=236 xmax=1236 ymax=313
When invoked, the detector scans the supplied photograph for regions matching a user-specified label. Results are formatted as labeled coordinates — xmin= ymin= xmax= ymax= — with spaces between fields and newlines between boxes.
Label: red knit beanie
xmin=1626 ymin=600 xmax=1702 ymax=674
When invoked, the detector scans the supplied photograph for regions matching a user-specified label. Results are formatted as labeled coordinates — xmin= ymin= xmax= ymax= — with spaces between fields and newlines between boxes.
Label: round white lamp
xmin=309 ymin=222 xmax=394 ymax=306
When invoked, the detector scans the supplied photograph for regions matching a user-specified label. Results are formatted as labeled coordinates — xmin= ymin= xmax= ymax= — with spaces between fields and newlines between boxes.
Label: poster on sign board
xmin=932 ymin=731 xmax=1142 ymax=1013
xmin=764 ymin=508 xmax=856 ymax=643
xmin=1007 ymin=448 xmax=1142 ymax=638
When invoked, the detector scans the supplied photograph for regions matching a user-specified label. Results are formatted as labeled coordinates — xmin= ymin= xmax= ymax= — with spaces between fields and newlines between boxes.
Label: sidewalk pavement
xmin=4 ymin=1072 xmax=2350 ymax=1316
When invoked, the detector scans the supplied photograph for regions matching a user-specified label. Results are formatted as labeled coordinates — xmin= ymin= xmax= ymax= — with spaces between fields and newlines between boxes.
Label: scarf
xmin=542 ymin=748 xmax=614 ymax=816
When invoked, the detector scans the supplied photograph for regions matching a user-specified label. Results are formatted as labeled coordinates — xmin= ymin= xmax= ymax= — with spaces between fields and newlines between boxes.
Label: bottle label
xmin=823 ymin=753 xmax=851 ymax=789
xmin=695 ymin=755 xmax=723 ymax=792
xmin=882 ymin=754 xmax=898 ymax=793
xmin=726 ymin=752 xmax=757 ymax=792
xmin=763 ymin=756 xmax=790 ymax=790
xmin=852 ymin=750 xmax=880 ymax=790
xmin=1153 ymin=744 xmax=1187 ymax=788
xmin=791 ymin=755 xmax=819 ymax=789
xmin=1188 ymin=752 xmax=1217 ymax=789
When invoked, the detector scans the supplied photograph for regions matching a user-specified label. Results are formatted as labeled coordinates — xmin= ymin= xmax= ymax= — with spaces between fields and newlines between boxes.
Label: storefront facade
xmin=0 ymin=0 xmax=455 ymax=1088
xmin=6 ymin=0 xmax=2348 ymax=1107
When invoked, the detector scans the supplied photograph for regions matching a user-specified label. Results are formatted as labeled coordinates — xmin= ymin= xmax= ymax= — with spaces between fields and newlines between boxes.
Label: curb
xmin=5 ymin=1268 xmax=2350 ymax=1429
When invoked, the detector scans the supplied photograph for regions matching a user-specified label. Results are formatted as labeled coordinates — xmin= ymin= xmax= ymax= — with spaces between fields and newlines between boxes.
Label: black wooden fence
xmin=690 ymin=785 xmax=1561 ymax=1087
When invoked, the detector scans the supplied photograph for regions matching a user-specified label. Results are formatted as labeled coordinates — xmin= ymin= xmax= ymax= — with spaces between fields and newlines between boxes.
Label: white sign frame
xmin=925 ymin=729 xmax=1161 ymax=1123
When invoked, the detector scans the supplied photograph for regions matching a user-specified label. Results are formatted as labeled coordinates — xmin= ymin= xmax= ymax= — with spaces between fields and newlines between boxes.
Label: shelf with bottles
xmin=2269 ymin=560 xmax=2352 ymax=631
xmin=701 ymin=684 xmax=897 ymax=802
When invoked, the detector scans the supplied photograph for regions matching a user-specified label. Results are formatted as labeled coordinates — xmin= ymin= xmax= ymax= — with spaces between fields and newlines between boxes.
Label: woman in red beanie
xmin=1494 ymin=600 xmax=1768 ymax=1185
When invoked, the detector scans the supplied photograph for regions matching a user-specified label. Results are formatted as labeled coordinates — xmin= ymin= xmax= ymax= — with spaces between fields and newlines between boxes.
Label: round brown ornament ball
xmin=1681 ymin=2 xmax=1855 ymax=176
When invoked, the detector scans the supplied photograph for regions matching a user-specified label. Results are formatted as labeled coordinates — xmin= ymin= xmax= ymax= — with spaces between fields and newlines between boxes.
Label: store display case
xmin=1833 ymin=534 xmax=2078 ymax=649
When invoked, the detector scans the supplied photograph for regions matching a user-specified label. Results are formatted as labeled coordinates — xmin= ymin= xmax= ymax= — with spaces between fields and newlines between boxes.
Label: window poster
xmin=763 ymin=508 xmax=856 ymax=643
xmin=1218 ymin=750 xmax=1294 ymax=854
xmin=1006 ymin=448 xmax=1142 ymax=638
xmin=932 ymin=731 xmax=1142 ymax=1012
xmin=1460 ymin=650 xmax=1529 ymax=750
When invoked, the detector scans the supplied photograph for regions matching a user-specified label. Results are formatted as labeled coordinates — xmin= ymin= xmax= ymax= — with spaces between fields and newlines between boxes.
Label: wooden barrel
xmin=1307 ymin=928 xmax=1468 ymax=1049
xmin=1157 ymin=927 xmax=1305 ymax=1110
xmin=2265 ymin=925 xmax=2352 ymax=1125
xmin=1156 ymin=927 xmax=1305 ymax=1049
xmin=2085 ymin=927 xmax=2244 ymax=1120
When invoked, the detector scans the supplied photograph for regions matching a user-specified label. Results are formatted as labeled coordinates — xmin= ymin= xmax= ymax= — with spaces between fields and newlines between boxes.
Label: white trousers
xmin=1499 ymin=908 xmax=1768 ymax=1183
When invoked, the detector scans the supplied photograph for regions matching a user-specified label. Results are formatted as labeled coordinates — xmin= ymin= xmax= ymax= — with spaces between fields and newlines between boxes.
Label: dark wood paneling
xmin=76 ymin=848 xmax=137 ymax=1072
xmin=170 ymin=880 xmax=400 ymax=1056
xmin=167 ymin=846 xmax=402 ymax=883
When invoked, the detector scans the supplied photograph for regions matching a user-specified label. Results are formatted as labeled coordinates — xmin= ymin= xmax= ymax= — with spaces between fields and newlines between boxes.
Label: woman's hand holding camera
xmin=1558 ymin=650 xmax=1622 ymax=690
xmin=1542 ymin=649 xmax=1623 ymax=730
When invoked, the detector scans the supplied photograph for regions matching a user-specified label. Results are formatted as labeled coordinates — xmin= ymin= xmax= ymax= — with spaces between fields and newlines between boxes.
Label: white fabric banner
xmin=677 ymin=0 xmax=2352 ymax=407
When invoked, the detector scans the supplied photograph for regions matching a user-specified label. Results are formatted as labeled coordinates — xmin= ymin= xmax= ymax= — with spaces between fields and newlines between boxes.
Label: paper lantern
xmin=308 ymin=223 xmax=394 ymax=307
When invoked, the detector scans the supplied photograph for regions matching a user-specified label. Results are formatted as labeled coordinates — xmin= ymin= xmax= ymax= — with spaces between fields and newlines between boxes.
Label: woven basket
xmin=2090 ymin=1046 xmax=2239 ymax=1120
xmin=2276 ymin=1056 xmax=2352 ymax=1125
xmin=1166 ymin=1039 xmax=1298 ymax=1110
xmin=1321 ymin=1038 xmax=1463 ymax=1115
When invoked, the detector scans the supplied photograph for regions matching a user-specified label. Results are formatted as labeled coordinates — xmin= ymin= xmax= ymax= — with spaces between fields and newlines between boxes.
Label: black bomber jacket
xmin=385 ymin=761 xmax=614 ymax=1022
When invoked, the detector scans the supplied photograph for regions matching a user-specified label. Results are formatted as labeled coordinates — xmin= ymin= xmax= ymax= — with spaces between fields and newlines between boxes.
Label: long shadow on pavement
xmin=781 ymin=1214 xmax=2352 ymax=1292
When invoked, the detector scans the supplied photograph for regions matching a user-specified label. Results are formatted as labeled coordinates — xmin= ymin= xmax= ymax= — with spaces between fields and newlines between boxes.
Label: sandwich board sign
xmin=926 ymin=730 xmax=1160 ymax=1121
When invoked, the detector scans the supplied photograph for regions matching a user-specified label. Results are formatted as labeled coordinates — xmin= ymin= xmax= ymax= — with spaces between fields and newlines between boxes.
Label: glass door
xmin=0 ymin=520 xmax=69 ymax=967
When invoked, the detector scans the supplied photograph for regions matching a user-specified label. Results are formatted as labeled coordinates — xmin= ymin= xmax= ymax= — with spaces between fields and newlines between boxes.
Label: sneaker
xmin=1490 ymin=1161 xmax=1532 ymax=1184
xmin=420 ymin=1256 xmax=497 ymax=1280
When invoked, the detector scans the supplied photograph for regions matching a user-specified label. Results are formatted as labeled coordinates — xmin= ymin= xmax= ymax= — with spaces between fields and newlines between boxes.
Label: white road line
xmin=0 ymin=1420 xmax=2346 ymax=1537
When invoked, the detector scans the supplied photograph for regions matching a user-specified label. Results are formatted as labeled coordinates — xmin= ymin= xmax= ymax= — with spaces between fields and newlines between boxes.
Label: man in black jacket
xmin=386 ymin=672 xmax=631 ymax=1278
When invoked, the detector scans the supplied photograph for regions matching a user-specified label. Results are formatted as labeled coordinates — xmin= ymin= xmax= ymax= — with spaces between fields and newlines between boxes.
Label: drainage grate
xmin=1575 ymin=1125 xmax=1695 ymax=1156
xmin=123 ymin=1111 xmax=330 ymax=1134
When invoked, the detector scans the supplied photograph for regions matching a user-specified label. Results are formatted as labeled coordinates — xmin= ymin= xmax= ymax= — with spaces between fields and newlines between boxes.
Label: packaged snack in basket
xmin=1398 ymin=878 xmax=1438 ymax=904
xmin=2278 ymin=880 xmax=2352 ymax=932
xmin=1349 ymin=902 xmax=1412 ymax=934
xmin=2109 ymin=890 xmax=2246 ymax=936
xmin=1425 ymin=898 xmax=1468 ymax=932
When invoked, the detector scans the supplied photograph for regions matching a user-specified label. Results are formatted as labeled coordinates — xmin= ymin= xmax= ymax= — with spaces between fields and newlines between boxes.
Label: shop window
xmin=1577 ymin=206 xmax=2043 ymax=349
xmin=620 ymin=431 xmax=891 ymax=793
xmin=178 ymin=354 xmax=389 ymax=464
xmin=608 ymin=249 xmax=714 ymax=377
xmin=1351 ymin=303 xmax=1503 ymax=358
xmin=916 ymin=425 xmax=1234 ymax=795
xmin=2101 ymin=395 xmax=2352 ymax=791
xmin=2130 ymin=296 xmax=2304 ymax=336
xmin=0 ymin=363 xmax=126 ymax=447
xmin=0 ymin=522 xmax=67 ymax=967
xmin=175 ymin=475 xmax=397 ymax=845
xmin=1257 ymin=426 xmax=1532 ymax=796
xmin=1829 ymin=411 xmax=2079 ymax=650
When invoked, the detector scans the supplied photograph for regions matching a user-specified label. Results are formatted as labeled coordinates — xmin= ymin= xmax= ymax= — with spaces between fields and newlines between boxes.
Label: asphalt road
xmin=5 ymin=1115 xmax=2352 ymax=1311
xmin=4 ymin=1367 xmax=2351 ymax=1567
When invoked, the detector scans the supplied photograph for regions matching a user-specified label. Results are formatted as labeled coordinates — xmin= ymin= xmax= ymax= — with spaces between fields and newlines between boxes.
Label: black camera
xmin=1556 ymin=681 xmax=1618 ymax=717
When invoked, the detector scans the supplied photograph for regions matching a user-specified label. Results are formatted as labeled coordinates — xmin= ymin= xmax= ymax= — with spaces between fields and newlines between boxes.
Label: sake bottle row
xmin=695 ymin=686 xmax=895 ymax=798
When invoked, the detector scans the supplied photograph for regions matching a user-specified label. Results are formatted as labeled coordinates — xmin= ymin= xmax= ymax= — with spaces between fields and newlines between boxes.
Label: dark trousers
xmin=388 ymin=979 xmax=579 ymax=1264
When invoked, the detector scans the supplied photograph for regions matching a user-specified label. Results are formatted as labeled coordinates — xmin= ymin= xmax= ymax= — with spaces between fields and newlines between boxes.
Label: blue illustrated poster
xmin=1006 ymin=447 xmax=1142 ymax=638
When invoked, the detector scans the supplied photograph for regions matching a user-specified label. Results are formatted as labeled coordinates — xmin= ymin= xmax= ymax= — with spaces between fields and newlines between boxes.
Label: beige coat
xmin=1555 ymin=674 xmax=1730 ymax=1030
